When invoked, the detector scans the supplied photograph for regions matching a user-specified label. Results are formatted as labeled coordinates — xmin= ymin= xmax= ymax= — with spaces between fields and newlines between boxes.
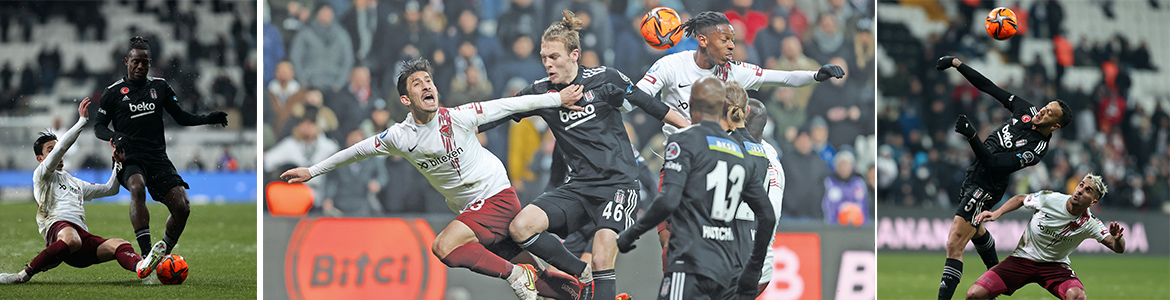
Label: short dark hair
xmin=396 ymin=57 xmax=432 ymax=96
xmin=1055 ymin=99 xmax=1072 ymax=128
xmin=682 ymin=11 xmax=731 ymax=38
xmin=33 ymin=131 xmax=57 ymax=156
xmin=746 ymin=98 xmax=768 ymax=140
xmin=129 ymin=36 xmax=150 ymax=52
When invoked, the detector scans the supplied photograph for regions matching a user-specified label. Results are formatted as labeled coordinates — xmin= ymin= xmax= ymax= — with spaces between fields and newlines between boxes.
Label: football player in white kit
xmin=744 ymin=98 xmax=786 ymax=296
xmin=966 ymin=173 xmax=1125 ymax=300
xmin=280 ymin=58 xmax=613 ymax=300
xmin=0 ymin=98 xmax=166 ymax=284
xmin=634 ymin=11 xmax=846 ymax=137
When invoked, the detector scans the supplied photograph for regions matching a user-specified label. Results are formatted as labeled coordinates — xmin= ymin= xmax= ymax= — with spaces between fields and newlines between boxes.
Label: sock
xmin=536 ymin=269 xmax=581 ymax=300
xmin=162 ymin=233 xmax=178 ymax=254
xmin=592 ymin=269 xmax=616 ymax=300
xmin=938 ymin=258 xmax=963 ymax=300
xmin=518 ymin=232 xmax=587 ymax=279
xmin=25 ymin=240 xmax=72 ymax=277
xmin=439 ymin=243 xmax=513 ymax=279
xmin=973 ymin=233 xmax=999 ymax=269
xmin=135 ymin=227 xmax=151 ymax=254
xmin=114 ymin=243 xmax=142 ymax=272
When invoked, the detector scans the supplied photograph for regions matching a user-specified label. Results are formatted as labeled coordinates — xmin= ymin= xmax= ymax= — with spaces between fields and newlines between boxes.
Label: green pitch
xmin=0 ymin=202 xmax=256 ymax=299
xmin=878 ymin=251 xmax=1170 ymax=299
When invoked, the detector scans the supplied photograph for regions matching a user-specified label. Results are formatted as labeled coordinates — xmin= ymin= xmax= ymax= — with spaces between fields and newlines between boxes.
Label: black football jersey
xmin=659 ymin=121 xmax=768 ymax=287
xmin=483 ymin=66 xmax=659 ymax=189
xmin=966 ymin=94 xmax=1051 ymax=199
xmin=728 ymin=128 xmax=770 ymax=270
xmin=93 ymin=77 xmax=209 ymax=153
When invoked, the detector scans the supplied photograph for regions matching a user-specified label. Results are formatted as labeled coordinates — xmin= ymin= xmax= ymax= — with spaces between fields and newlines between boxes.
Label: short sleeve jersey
xmin=1011 ymin=191 xmax=1110 ymax=264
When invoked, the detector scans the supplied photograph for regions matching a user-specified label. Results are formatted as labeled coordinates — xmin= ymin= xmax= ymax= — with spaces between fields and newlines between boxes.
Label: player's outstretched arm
xmin=974 ymin=194 xmax=1027 ymax=225
xmin=471 ymin=84 xmax=583 ymax=126
xmin=290 ymin=135 xmax=390 ymax=183
xmin=38 ymin=99 xmax=91 ymax=181
xmin=937 ymin=56 xmax=1016 ymax=108
xmin=82 ymin=162 xmax=122 ymax=200
xmin=759 ymin=64 xmax=842 ymax=88
xmin=160 ymin=89 xmax=228 ymax=127
xmin=280 ymin=167 xmax=313 ymax=184
xmin=613 ymin=80 xmax=690 ymax=128
xmin=1101 ymin=221 xmax=1126 ymax=253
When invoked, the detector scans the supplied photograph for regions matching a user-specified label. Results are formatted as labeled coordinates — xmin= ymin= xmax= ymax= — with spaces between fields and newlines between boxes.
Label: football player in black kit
xmin=92 ymin=36 xmax=229 ymax=255
xmin=478 ymin=10 xmax=688 ymax=300
xmin=934 ymin=55 xmax=1071 ymax=299
xmin=616 ymin=77 xmax=775 ymax=300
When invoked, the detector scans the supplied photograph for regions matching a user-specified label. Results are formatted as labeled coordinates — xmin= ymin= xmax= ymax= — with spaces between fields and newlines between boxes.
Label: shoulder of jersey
xmin=581 ymin=65 xmax=608 ymax=79
xmin=148 ymin=76 xmax=167 ymax=82
xmin=533 ymin=76 xmax=551 ymax=86
xmin=105 ymin=79 xmax=125 ymax=90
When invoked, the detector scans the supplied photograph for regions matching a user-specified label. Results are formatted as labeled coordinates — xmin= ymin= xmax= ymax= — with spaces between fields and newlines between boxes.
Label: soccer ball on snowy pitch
xmin=156 ymin=254 xmax=189 ymax=285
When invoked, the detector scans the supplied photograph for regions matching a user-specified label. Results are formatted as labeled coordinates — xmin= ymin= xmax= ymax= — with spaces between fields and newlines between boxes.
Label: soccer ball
xmin=156 ymin=254 xmax=189 ymax=285
xmin=640 ymin=7 xmax=684 ymax=50
xmin=985 ymin=7 xmax=1019 ymax=40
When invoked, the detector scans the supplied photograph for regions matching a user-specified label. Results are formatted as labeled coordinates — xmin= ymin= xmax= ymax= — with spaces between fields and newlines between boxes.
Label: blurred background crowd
xmin=261 ymin=0 xmax=877 ymax=225
xmin=876 ymin=0 xmax=1170 ymax=213
xmin=0 ymin=0 xmax=256 ymax=188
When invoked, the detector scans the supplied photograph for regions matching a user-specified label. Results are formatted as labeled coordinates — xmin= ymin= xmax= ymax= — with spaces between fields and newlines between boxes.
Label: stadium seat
xmin=266 ymin=181 xmax=314 ymax=216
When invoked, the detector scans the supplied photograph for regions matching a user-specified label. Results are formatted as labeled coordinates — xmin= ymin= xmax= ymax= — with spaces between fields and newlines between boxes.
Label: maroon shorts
xmin=46 ymin=221 xmax=109 ymax=268
xmin=455 ymin=188 xmax=523 ymax=259
xmin=973 ymin=256 xmax=1085 ymax=298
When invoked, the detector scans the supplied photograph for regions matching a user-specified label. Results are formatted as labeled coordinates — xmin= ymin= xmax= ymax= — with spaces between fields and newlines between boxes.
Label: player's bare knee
xmin=508 ymin=217 xmax=537 ymax=241
xmin=1064 ymin=287 xmax=1086 ymax=300
xmin=965 ymin=286 xmax=988 ymax=300
xmin=60 ymin=235 xmax=82 ymax=252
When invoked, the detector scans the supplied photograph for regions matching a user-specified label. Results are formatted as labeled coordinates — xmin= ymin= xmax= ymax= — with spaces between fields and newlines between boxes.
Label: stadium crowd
xmin=875 ymin=0 xmax=1170 ymax=212
xmin=262 ymin=0 xmax=876 ymax=224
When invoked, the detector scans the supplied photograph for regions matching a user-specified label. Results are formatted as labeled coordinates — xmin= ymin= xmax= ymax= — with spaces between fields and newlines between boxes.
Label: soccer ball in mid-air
xmin=156 ymin=254 xmax=189 ymax=285
xmin=985 ymin=7 xmax=1018 ymax=40
xmin=641 ymin=7 xmax=684 ymax=50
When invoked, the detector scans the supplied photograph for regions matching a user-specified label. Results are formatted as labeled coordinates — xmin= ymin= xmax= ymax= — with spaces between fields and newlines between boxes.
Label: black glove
xmin=616 ymin=230 xmax=639 ymax=253
xmin=597 ymin=82 xmax=630 ymax=98
xmin=205 ymin=111 xmax=228 ymax=126
xmin=112 ymin=134 xmax=131 ymax=154
xmin=955 ymin=114 xmax=977 ymax=139
xmin=736 ymin=269 xmax=763 ymax=297
xmin=814 ymin=64 xmax=845 ymax=81
xmin=936 ymin=56 xmax=957 ymax=70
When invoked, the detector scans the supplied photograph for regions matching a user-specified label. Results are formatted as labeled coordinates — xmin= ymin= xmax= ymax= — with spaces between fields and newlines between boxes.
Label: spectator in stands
xmin=809 ymin=116 xmax=837 ymax=168
xmin=0 ymin=62 xmax=11 ymax=93
xmin=624 ymin=0 xmax=684 ymax=21
xmin=490 ymin=35 xmax=544 ymax=97
xmin=730 ymin=20 xmax=760 ymax=63
xmin=219 ymin=145 xmax=239 ymax=171
xmin=496 ymin=0 xmax=545 ymax=45
xmin=768 ymin=87 xmax=805 ymax=145
xmin=445 ymin=9 xmax=504 ymax=72
xmin=805 ymin=12 xmax=851 ymax=65
xmin=555 ymin=1 xmax=611 ymax=54
xmin=448 ymin=64 xmax=493 ymax=108
xmin=281 ymin=1 xmax=311 ymax=38
xmin=340 ymin=0 xmax=391 ymax=77
xmin=754 ymin=7 xmax=794 ymax=64
xmin=19 ymin=62 xmax=37 ymax=96
xmin=211 ymin=73 xmax=239 ymax=107
xmin=325 ymin=66 xmax=381 ymax=144
xmin=37 ymin=45 xmax=61 ymax=94
xmin=774 ymin=0 xmax=810 ymax=40
xmin=386 ymin=0 xmax=438 ymax=73
xmin=724 ymin=0 xmax=766 ymax=45
xmin=322 ymin=129 xmax=389 ymax=217
xmin=290 ymin=3 xmax=353 ymax=91
xmin=823 ymin=149 xmax=867 ymax=225
xmin=808 ymin=57 xmax=861 ymax=150
xmin=266 ymin=61 xmax=307 ymax=136
xmin=265 ymin=106 xmax=341 ymax=202
xmin=782 ymin=127 xmax=830 ymax=220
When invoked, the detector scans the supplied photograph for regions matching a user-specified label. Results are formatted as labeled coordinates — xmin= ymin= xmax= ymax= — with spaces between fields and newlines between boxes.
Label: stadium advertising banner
xmin=876 ymin=206 xmax=1170 ymax=255
xmin=284 ymin=218 xmax=446 ymax=300
xmin=764 ymin=226 xmax=875 ymax=300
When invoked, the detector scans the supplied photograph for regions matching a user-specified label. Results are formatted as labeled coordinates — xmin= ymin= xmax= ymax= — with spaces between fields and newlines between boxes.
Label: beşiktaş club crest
xmin=150 ymin=88 xmax=157 ymax=99
xmin=664 ymin=142 xmax=681 ymax=160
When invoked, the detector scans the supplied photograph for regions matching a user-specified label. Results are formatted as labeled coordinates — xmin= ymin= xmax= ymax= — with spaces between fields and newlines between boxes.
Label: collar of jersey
xmin=123 ymin=76 xmax=148 ymax=87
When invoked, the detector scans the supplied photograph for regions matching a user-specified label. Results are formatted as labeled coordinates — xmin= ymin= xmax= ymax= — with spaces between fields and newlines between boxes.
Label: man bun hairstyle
xmin=724 ymin=81 xmax=748 ymax=124
xmin=542 ymin=10 xmax=585 ymax=53
xmin=682 ymin=11 xmax=731 ymax=38
xmin=130 ymin=36 xmax=150 ymax=52
xmin=33 ymin=130 xmax=57 ymax=156
xmin=396 ymin=57 xmax=433 ymax=96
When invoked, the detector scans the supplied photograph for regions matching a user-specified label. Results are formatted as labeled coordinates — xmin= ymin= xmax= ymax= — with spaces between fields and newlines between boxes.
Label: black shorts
xmin=118 ymin=151 xmax=188 ymax=201
xmin=561 ymin=223 xmax=597 ymax=256
xmin=532 ymin=184 xmax=639 ymax=237
xmin=657 ymin=272 xmax=736 ymax=300
xmin=954 ymin=181 xmax=1001 ymax=223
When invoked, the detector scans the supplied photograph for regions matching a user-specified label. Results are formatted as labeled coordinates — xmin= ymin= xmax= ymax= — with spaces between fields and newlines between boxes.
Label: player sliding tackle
xmin=965 ymin=173 xmax=1124 ymax=300
xmin=934 ymin=55 xmax=1072 ymax=299
xmin=280 ymin=57 xmax=622 ymax=300
xmin=1 ymin=98 xmax=167 ymax=284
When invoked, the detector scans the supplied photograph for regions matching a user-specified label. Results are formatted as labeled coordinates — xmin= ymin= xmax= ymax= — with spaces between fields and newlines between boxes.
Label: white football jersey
xmin=33 ymin=117 xmax=120 ymax=242
xmin=1011 ymin=191 xmax=1110 ymax=264
xmin=759 ymin=141 xmax=786 ymax=284
xmin=635 ymin=50 xmax=817 ymax=135
xmin=309 ymin=93 xmax=564 ymax=213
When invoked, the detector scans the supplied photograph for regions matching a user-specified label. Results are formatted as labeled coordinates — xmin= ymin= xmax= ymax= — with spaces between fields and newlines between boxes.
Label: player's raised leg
xmin=510 ymin=205 xmax=592 ymax=284
xmin=434 ymin=219 xmax=537 ymax=300
xmin=159 ymin=185 xmax=191 ymax=254
xmin=1 ymin=223 xmax=83 ymax=284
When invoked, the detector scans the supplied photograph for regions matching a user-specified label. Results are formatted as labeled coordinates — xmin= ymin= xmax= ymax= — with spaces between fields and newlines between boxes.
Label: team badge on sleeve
xmin=664 ymin=142 xmax=680 ymax=160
